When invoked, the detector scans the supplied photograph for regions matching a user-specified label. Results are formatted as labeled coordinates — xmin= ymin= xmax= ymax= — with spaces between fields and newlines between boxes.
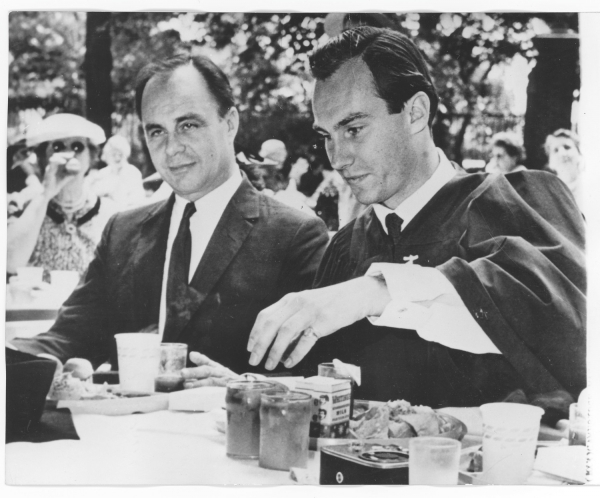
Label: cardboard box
xmin=296 ymin=376 xmax=351 ymax=438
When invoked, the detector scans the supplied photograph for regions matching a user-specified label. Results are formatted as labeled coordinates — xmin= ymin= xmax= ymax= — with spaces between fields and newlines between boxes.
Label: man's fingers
xmin=181 ymin=365 xmax=223 ymax=380
xmin=247 ymin=293 xmax=303 ymax=366
xmin=189 ymin=351 xmax=219 ymax=367
xmin=264 ymin=310 xmax=312 ymax=370
xmin=281 ymin=331 xmax=320 ymax=369
xmin=181 ymin=364 xmax=239 ymax=382
xmin=246 ymin=296 xmax=293 ymax=351
xmin=183 ymin=377 xmax=229 ymax=388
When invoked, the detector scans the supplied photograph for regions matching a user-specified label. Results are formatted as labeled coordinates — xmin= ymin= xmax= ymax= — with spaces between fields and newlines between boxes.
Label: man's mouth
xmin=168 ymin=163 xmax=194 ymax=172
xmin=344 ymin=173 xmax=368 ymax=185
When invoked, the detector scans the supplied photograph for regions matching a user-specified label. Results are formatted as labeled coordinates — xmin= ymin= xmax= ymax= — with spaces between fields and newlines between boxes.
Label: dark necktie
xmin=164 ymin=202 xmax=196 ymax=341
xmin=385 ymin=212 xmax=404 ymax=262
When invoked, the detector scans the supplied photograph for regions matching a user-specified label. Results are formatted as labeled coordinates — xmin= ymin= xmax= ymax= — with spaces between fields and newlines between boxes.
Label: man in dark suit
xmin=12 ymin=54 xmax=329 ymax=386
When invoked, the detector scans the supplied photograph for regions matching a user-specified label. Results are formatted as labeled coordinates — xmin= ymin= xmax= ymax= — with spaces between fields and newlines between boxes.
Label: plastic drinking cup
xmin=115 ymin=333 xmax=161 ymax=393
xmin=480 ymin=402 xmax=544 ymax=484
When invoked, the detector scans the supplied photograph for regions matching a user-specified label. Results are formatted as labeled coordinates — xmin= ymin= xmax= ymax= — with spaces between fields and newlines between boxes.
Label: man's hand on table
xmin=181 ymin=351 xmax=241 ymax=388
xmin=247 ymin=275 xmax=391 ymax=370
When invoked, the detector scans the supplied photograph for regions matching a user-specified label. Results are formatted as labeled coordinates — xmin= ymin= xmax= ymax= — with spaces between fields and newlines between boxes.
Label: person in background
xmin=7 ymin=114 xmax=116 ymax=280
xmin=258 ymin=139 xmax=289 ymax=193
xmin=544 ymin=129 xmax=584 ymax=210
xmin=7 ymin=140 xmax=45 ymax=217
xmin=87 ymin=134 xmax=146 ymax=210
xmin=484 ymin=132 xmax=527 ymax=174
xmin=273 ymin=157 xmax=316 ymax=215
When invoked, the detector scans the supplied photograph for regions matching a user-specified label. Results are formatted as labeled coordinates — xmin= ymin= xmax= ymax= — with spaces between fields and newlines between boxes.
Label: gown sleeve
xmin=438 ymin=171 xmax=586 ymax=398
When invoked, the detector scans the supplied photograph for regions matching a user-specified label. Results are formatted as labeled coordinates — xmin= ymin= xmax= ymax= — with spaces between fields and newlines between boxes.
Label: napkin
xmin=168 ymin=386 xmax=226 ymax=412
xmin=332 ymin=359 xmax=361 ymax=386
xmin=533 ymin=446 xmax=587 ymax=484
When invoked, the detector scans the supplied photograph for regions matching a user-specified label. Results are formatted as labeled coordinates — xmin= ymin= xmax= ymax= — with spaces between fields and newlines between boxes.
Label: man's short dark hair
xmin=310 ymin=26 xmax=439 ymax=126
xmin=135 ymin=53 xmax=235 ymax=119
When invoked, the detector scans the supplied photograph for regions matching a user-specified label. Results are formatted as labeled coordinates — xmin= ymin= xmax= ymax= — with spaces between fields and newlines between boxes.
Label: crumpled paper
xmin=332 ymin=358 xmax=361 ymax=386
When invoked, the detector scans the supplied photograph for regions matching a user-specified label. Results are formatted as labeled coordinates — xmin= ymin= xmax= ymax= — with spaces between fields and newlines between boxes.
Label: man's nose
xmin=328 ymin=141 xmax=353 ymax=171
xmin=165 ymin=134 xmax=185 ymax=156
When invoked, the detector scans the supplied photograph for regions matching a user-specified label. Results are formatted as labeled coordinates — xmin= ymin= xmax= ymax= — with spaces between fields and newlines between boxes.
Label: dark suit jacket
xmin=13 ymin=177 xmax=329 ymax=374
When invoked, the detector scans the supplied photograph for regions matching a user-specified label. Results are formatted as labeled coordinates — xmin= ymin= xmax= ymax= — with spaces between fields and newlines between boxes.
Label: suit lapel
xmin=132 ymin=196 xmax=174 ymax=328
xmin=168 ymin=178 xmax=260 ymax=341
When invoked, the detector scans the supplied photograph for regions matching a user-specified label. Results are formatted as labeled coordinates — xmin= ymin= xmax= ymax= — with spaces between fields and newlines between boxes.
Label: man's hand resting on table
xmin=181 ymin=351 xmax=241 ymax=388
xmin=246 ymin=275 xmax=392 ymax=371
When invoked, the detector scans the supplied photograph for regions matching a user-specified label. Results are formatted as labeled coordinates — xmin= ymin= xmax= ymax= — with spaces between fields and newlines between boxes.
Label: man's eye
xmin=181 ymin=122 xmax=198 ymax=131
xmin=148 ymin=129 xmax=163 ymax=138
xmin=346 ymin=127 xmax=363 ymax=138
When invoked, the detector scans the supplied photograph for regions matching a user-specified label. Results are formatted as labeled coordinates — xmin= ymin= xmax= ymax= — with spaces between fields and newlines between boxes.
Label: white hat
xmin=259 ymin=139 xmax=288 ymax=164
xmin=26 ymin=114 xmax=106 ymax=147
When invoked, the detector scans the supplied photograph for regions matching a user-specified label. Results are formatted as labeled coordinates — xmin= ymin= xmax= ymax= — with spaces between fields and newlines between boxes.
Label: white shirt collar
xmin=373 ymin=148 xmax=457 ymax=234
xmin=172 ymin=171 xmax=242 ymax=218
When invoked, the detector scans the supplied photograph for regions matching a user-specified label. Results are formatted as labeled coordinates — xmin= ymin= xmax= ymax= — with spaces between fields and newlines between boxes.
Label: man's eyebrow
xmin=144 ymin=113 xmax=208 ymax=132
xmin=313 ymin=112 xmax=370 ymax=134
xmin=175 ymin=113 xmax=208 ymax=126
xmin=335 ymin=112 xmax=369 ymax=130
xmin=143 ymin=122 xmax=161 ymax=132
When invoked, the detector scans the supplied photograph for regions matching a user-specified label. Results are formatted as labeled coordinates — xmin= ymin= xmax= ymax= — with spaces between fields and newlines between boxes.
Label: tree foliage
xmin=9 ymin=11 xmax=86 ymax=114
xmin=8 ymin=11 xmax=578 ymax=167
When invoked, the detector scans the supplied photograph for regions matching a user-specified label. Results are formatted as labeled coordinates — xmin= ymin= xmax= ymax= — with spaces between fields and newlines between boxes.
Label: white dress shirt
xmin=158 ymin=172 xmax=243 ymax=339
xmin=368 ymin=149 xmax=501 ymax=355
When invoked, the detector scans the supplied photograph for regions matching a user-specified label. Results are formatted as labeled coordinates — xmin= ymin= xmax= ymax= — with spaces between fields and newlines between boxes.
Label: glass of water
xmin=409 ymin=437 xmax=460 ymax=485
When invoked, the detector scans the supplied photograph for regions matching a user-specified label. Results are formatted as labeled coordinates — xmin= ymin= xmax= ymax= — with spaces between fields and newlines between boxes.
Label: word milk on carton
xmin=296 ymin=376 xmax=351 ymax=438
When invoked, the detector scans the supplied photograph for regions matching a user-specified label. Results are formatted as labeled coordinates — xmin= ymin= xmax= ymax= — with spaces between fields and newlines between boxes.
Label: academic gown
xmin=305 ymin=170 xmax=586 ymax=408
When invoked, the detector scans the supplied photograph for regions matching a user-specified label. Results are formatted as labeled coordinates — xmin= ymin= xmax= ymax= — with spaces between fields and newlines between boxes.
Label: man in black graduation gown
xmin=246 ymin=26 xmax=586 ymax=409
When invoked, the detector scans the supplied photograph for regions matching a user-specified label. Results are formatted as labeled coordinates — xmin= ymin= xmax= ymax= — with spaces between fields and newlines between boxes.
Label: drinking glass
xmin=569 ymin=402 xmax=587 ymax=446
xmin=259 ymin=391 xmax=312 ymax=471
xmin=225 ymin=380 xmax=281 ymax=459
xmin=154 ymin=343 xmax=188 ymax=393
xmin=409 ymin=437 xmax=460 ymax=485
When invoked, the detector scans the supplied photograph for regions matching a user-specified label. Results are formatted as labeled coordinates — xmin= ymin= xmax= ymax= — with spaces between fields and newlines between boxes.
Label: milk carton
xmin=296 ymin=376 xmax=351 ymax=438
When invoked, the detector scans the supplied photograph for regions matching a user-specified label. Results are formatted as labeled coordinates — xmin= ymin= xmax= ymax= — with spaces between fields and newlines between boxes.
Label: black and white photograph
xmin=3 ymin=0 xmax=598 ymax=491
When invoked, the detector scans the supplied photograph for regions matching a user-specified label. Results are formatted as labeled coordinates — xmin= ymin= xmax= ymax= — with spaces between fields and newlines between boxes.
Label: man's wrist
xmin=356 ymin=275 xmax=392 ymax=319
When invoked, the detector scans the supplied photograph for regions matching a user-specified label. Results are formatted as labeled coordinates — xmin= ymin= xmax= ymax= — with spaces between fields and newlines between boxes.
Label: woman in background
xmin=87 ymin=134 xmax=145 ymax=210
xmin=544 ymin=129 xmax=584 ymax=210
xmin=7 ymin=114 xmax=116 ymax=279
xmin=484 ymin=132 xmax=527 ymax=174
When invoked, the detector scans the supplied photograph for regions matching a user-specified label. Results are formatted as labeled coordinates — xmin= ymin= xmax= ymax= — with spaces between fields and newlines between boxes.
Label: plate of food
xmin=310 ymin=399 xmax=467 ymax=450
xmin=50 ymin=372 xmax=168 ymax=415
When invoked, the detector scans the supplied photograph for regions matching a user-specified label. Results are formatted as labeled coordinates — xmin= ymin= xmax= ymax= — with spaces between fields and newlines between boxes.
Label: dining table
xmin=5 ymin=396 xmax=584 ymax=486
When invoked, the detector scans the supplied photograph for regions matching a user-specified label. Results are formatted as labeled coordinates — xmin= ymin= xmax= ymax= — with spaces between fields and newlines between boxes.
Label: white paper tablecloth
xmin=6 ymin=406 xmax=581 ymax=485
xmin=6 ymin=410 xmax=320 ymax=485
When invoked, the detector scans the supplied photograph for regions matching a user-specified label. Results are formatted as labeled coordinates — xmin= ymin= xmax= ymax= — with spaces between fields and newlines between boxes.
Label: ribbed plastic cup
xmin=115 ymin=333 xmax=160 ymax=393
xmin=480 ymin=402 xmax=544 ymax=484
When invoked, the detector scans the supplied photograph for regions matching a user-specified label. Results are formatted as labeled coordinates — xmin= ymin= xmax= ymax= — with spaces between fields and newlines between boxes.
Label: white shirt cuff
xmin=366 ymin=263 xmax=501 ymax=355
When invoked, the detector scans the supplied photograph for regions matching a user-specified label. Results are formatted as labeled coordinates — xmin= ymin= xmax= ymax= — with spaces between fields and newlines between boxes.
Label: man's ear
xmin=224 ymin=106 xmax=240 ymax=142
xmin=408 ymin=92 xmax=430 ymax=134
